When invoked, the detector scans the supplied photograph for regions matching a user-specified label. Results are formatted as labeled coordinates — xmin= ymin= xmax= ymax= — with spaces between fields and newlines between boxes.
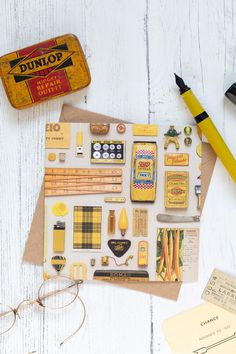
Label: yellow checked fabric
xmin=73 ymin=206 xmax=102 ymax=249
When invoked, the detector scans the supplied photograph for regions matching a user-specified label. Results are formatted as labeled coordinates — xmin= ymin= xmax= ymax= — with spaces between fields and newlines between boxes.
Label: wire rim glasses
xmin=0 ymin=275 xmax=86 ymax=346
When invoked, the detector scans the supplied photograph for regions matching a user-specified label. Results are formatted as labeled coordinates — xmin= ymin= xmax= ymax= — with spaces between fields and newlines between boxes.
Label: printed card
xmin=44 ymin=122 xmax=201 ymax=282
xmin=163 ymin=302 xmax=236 ymax=354
xmin=202 ymin=269 xmax=236 ymax=315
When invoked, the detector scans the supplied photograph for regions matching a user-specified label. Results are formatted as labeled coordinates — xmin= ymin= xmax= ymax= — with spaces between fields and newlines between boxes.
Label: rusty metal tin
xmin=0 ymin=34 xmax=91 ymax=109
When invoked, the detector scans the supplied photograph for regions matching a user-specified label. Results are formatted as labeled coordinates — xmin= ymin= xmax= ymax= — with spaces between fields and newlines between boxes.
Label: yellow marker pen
xmin=175 ymin=74 xmax=236 ymax=183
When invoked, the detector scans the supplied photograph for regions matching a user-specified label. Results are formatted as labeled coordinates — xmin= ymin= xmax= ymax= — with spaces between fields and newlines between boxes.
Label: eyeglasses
xmin=0 ymin=275 xmax=86 ymax=346
xmin=225 ymin=83 xmax=236 ymax=105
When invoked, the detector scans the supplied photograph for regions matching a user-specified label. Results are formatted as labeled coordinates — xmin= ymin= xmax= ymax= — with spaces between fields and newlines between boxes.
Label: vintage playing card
xmin=202 ymin=269 xmax=236 ymax=315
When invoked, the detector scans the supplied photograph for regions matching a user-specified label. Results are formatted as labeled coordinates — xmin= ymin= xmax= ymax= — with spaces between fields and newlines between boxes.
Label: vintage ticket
xmin=202 ymin=269 xmax=236 ymax=315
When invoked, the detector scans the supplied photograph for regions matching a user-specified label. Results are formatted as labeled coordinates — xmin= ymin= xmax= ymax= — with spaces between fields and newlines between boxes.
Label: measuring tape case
xmin=0 ymin=34 xmax=91 ymax=109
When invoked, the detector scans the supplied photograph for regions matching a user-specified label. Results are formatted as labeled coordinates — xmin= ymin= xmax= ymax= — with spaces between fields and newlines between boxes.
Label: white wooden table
xmin=1 ymin=1 xmax=236 ymax=353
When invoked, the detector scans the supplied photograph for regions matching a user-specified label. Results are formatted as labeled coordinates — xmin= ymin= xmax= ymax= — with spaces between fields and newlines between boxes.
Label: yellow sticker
xmin=45 ymin=123 xmax=70 ymax=149
xmin=52 ymin=202 xmax=68 ymax=216
xmin=133 ymin=124 xmax=158 ymax=136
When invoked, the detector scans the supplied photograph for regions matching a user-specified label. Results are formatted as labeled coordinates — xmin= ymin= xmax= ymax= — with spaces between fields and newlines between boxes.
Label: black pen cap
xmin=225 ymin=82 xmax=236 ymax=105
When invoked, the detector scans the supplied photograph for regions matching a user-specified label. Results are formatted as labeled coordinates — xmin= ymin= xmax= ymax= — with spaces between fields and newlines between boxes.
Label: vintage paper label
xmin=202 ymin=269 xmax=236 ymax=315
xmin=133 ymin=124 xmax=158 ymax=136
xmin=165 ymin=171 xmax=189 ymax=208
xmin=45 ymin=123 xmax=70 ymax=149
xmin=164 ymin=153 xmax=189 ymax=166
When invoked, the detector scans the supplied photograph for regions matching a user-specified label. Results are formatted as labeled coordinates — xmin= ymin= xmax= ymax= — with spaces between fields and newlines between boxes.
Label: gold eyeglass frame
xmin=0 ymin=275 xmax=86 ymax=346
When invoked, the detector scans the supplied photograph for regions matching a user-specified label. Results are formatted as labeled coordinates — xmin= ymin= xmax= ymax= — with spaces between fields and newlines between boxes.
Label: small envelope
xmin=23 ymin=105 xmax=217 ymax=300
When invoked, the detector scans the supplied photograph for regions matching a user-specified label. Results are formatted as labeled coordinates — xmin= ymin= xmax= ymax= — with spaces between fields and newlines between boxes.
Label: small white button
xmin=103 ymin=144 xmax=109 ymax=150
xmin=93 ymin=151 xmax=101 ymax=159
xmin=93 ymin=143 xmax=101 ymax=151
xmin=103 ymin=152 xmax=109 ymax=159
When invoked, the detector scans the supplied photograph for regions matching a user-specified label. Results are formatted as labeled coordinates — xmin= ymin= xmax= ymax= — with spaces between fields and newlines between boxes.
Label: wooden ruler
xmin=45 ymin=176 xmax=122 ymax=185
xmin=45 ymin=182 xmax=121 ymax=189
xmin=45 ymin=168 xmax=122 ymax=196
xmin=45 ymin=184 xmax=122 ymax=196
xmin=45 ymin=168 xmax=122 ymax=177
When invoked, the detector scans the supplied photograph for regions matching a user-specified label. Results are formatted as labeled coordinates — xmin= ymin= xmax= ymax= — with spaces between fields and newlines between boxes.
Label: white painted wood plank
xmin=0 ymin=1 xmax=151 ymax=353
xmin=147 ymin=1 xmax=236 ymax=353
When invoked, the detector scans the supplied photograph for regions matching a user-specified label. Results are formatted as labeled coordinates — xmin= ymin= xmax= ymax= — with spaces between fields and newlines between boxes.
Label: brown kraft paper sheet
xmin=23 ymin=104 xmax=217 ymax=300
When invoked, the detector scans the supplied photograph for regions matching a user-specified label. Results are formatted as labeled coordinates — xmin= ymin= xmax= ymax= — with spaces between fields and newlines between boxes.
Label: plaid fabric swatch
xmin=73 ymin=206 xmax=102 ymax=249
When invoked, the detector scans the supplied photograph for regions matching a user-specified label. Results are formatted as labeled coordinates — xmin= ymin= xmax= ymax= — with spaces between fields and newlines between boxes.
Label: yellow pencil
xmin=175 ymin=74 xmax=236 ymax=183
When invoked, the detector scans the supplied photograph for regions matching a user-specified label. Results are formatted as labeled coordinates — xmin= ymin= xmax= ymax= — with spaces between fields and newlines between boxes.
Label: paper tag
xmin=133 ymin=124 xmax=158 ymax=136
xmin=46 ymin=123 xmax=70 ymax=149
xmin=202 ymin=269 xmax=236 ymax=315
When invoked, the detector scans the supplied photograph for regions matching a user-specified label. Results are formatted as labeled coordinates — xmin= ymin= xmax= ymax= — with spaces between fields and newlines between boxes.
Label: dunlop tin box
xmin=0 ymin=34 xmax=91 ymax=109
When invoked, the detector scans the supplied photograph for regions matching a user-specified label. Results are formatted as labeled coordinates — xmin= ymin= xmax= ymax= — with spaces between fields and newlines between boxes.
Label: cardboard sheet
xmin=23 ymin=105 xmax=217 ymax=299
